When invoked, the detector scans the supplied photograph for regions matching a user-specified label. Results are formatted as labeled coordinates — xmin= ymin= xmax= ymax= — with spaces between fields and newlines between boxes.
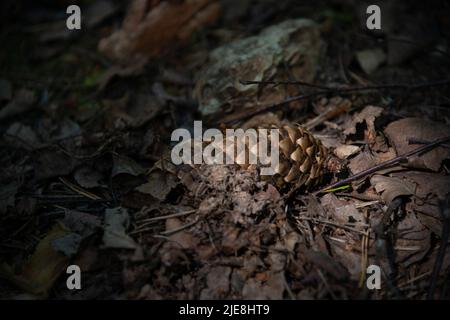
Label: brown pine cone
xmin=168 ymin=124 xmax=328 ymax=191
xmin=262 ymin=124 xmax=328 ymax=189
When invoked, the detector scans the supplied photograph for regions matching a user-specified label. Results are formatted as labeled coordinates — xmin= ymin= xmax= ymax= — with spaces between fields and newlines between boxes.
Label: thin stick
xmin=227 ymin=78 xmax=450 ymax=124
xmin=296 ymin=216 xmax=367 ymax=235
xmin=239 ymin=79 xmax=332 ymax=90
xmin=240 ymin=78 xmax=450 ymax=94
xmin=137 ymin=210 xmax=196 ymax=224
xmin=316 ymin=135 xmax=450 ymax=194
xmin=159 ymin=217 xmax=199 ymax=236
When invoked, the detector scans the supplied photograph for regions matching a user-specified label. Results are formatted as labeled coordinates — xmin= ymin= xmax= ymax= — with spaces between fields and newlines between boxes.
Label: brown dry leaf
xmin=199 ymin=266 xmax=231 ymax=299
xmin=343 ymin=105 xmax=383 ymax=136
xmin=328 ymin=242 xmax=363 ymax=280
xmin=395 ymin=213 xmax=431 ymax=267
xmin=166 ymin=218 xmax=199 ymax=249
xmin=242 ymin=272 xmax=285 ymax=299
xmin=393 ymin=171 xmax=450 ymax=235
xmin=333 ymin=144 xmax=360 ymax=159
xmin=304 ymin=249 xmax=350 ymax=281
xmin=384 ymin=117 xmax=450 ymax=171
xmin=306 ymin=96 xmax=352 ymax=130
xmin=348 ymin=151 xmax=377 ymax=175
xmin=0 ymin=222 xmax=71 ymax=297
xmin=98 ymin=0 xmax=221 ymax=65
xmin=370 ymin=175 xmax=416 ymax=204
xmin=321 ymin=193 xmax=364 ymax=226
xmin=136 ymin=170 xmax=179 ymax=201
xmin=241 ymin=112 xmax=282 ymax=130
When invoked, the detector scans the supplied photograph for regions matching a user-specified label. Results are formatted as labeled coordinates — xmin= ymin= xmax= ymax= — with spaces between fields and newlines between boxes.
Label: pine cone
xmin=223 ymin=124 xmax=328 ymax=189
xmin=171 ymin=124 xmax=328 ymax=190
xmin=262 ymin=124 xmax=328 ymax=189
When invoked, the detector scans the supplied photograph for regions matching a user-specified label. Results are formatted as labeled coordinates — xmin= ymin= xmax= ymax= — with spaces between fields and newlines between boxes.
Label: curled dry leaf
xmin=393 ymin=171 xmax=450 ymax=236
xmin=98 ymin=0 xmax=221 ymax=65
xmin=370 ymin=175 xmax=416 ymax=204
xmin=384 ymin=117 xmax=450 ymax=171
xmin=343 ymin=105 xmax=383 ymax=137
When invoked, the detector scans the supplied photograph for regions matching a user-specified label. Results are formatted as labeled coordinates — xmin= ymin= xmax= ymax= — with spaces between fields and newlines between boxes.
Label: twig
xmin=137 ymin=210 xmax=196 ymax=224
xmin=316 ymin=135 xmax=450 ymax=194
xmin=239 ymin=79 xmax=332 ymax=90
xmin=159 ymin=217 xmax=200 ymax=236
xmin=218 ymin=91 xmax=325 ymax=124
xmin=241 ymin=78 xmax=450 ymax=93
xmin=296 ymin=216 xmax=367 ymax=235
xmin=283 ymin=273 xmax=296 ymax=300
xmin=229 ymin=78 xmax=450 ymax=124
xmin=317 ymin=269 xmax=338 ymax=300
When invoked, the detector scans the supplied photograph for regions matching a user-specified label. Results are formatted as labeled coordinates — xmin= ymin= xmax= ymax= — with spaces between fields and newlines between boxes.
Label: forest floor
xmin=0 ymin=0 xmax=450 ymax=299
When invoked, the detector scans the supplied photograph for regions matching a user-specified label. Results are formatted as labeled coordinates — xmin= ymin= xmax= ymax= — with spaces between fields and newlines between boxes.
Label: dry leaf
xmin=136 ymin=170 xmax=179 ymax=201
xmin=199 ymin=266 xmax=231 ymax=299
xmin=348 ymin=151 xmax=377 ymax=174
xmin=103 ymin=207 xmax=138 ymax=249
xmin=0 ymin=223 xmax=71 ymax=297
xmin=166 ymin=218 xmax=199 ymax=249
xmin=395 ymin=213 xmax=431 ymax=267
xmin=242 ymin=272 xmax=285 ymax=299
xmin=321 ymin=193 xmax=364 ymax=225
xmin=98 ymin=0 xmax=221 ymax=65
xmin=334 ymin=144 xmax=360 ymax=159
xmin=112 ymin=154 xmax=145 ymax=177
xmin=370 ymin=175 xmax=416 ymax=204
xmin=384 ymin=117 xmax=450 ymax=171
xmin=343 ymin=105 xmax=383 ymax=136
xmin=393 ymin=172 xmax=450 ymax=235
